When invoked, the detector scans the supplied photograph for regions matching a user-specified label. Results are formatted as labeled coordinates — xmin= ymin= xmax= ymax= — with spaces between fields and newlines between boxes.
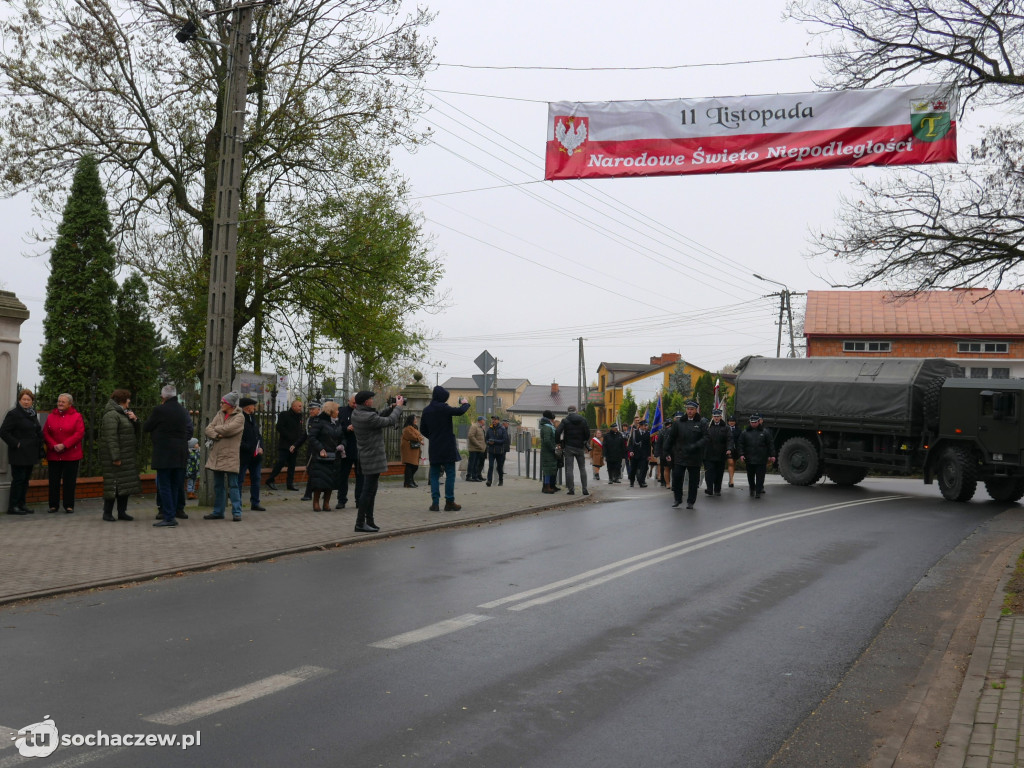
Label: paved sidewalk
xmin=0 ymin=473 xmax=603 ymax=605
xmin=938 ymin=574 xmax=1024 ymax=768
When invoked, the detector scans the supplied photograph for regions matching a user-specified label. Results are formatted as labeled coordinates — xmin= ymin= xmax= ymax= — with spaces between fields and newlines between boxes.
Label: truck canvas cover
xmin=734 ymin=357 xmax=961 ymax=433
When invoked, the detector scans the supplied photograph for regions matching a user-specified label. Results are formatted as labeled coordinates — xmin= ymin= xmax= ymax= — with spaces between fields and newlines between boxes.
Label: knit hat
xmin=542 ymin=409 xmax=555 ymax=420
xmin=354 ymin=390 xmax=375 ymax=405
xmin=188 ymin=438 xmax=199 ymax=449
xmin=239 ymin=397 xmax=257 ymax=408
xmin=221 ymin=391 xmax=240 ymax=408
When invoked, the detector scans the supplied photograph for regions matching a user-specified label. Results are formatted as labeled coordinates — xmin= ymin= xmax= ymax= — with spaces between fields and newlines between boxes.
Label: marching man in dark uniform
xmin=662 ymin=401 xmax=708 ymax=509
xmin=603 ymin=423 xmax=626 ymax=484
xmin=703 ymin=407 xmax=733 ymax=496
xmin=738 ymin=413 xmax=776 ymax=499
xmin=627 ymin=418 xmax=651 ymax=488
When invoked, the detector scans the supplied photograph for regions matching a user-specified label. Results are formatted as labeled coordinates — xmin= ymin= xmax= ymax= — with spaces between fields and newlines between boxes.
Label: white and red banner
xmin=545 ymin=84 xmax=957 ymax=181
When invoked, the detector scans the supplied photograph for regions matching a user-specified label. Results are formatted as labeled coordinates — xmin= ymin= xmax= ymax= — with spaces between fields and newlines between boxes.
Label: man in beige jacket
xmin=203 ymin=391 xmax=245 ymax=521
xmin=466 ymin=416 xmax=486 ymax=482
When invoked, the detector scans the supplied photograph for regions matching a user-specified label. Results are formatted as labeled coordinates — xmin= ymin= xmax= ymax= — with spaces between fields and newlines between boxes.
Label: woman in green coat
xmin=99 ymin=389 xmax=142 ymax=521
xmin=539 ymin=409 xmax=558 ymax=494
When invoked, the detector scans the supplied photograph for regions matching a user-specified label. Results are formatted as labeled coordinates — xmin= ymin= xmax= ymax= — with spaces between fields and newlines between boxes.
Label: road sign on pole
xmin=474 ymin=350 xmax=495 ymax=418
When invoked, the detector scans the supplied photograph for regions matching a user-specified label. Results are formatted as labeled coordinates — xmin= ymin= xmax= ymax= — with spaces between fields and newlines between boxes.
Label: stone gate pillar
xmin=0 ymin=291 xmax=30 ymax=513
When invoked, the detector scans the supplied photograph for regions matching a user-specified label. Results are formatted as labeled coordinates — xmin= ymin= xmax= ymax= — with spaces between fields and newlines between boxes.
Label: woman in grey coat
xmin=350 ymin=391 xmax=404 ymax=533
xmin=99 ymin=389 xmax=142 ymax=521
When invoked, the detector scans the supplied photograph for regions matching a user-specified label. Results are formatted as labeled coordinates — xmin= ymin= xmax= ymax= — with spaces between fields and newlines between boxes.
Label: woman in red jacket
xmin=43 ymin=393 xmax=85 ymax=513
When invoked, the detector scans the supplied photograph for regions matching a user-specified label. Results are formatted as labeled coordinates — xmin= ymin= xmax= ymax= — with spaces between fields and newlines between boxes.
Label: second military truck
xmin=734 ymin=356 xmax=1024 ymax=502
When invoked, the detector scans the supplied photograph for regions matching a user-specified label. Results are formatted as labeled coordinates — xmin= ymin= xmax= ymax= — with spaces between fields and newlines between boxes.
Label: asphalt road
xmin=0 ymin=479 xmax=1007 ymax=767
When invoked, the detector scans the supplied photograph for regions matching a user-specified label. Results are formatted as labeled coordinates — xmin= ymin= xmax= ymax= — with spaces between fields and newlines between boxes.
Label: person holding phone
xmin=350 ymin=391 xmax=404 ymax=532
xmin=419 ymin=387 xmax=471 ymax=511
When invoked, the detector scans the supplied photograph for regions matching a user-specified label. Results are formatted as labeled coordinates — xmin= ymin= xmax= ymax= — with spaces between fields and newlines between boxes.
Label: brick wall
xmin=807 ymin=338 xmax=1024 ymax=358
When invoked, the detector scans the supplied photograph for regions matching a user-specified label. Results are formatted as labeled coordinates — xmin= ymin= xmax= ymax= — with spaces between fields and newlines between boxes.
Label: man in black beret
xmin=237 ymin=397 xmax=266 ymax=510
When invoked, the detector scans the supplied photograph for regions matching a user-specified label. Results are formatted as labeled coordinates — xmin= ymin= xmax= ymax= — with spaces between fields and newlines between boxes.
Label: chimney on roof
xmin=650 ymin=352 xmax=682 ymax=366
xmin=551 ymin=382 xmax=559 ymax=395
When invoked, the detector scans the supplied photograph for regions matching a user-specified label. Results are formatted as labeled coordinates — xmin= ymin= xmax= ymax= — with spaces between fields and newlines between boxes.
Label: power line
xmin=433 ymin=53 xmax=828 ymax=72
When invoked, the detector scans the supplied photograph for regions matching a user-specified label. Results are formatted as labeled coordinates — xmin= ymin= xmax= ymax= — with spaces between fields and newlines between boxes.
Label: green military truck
xmin=734 ymin=356 xmax=1024 ymax=502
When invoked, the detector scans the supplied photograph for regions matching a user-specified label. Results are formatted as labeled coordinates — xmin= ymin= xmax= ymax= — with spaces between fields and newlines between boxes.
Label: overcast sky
xmin=0 ymin=0 xmax=989 ymax=394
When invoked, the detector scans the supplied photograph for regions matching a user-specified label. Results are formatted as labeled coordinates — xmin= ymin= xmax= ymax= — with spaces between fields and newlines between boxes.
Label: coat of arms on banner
xmin=554 ymin=116 xmax=588 ymax=156
xmin=910 ymin=98 xmax=951 ymax=143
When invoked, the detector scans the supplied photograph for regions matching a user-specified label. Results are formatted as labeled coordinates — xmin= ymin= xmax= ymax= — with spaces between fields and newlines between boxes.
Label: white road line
xmin=369 ymin=613 xmax=493 ymax=650
xmin=143 ymin=665 xmax=331 ymax=726
xmin=481 ymin=496 xmax=907 ymax=610
xmin=507 ymin=497 xmax=904 ymax=610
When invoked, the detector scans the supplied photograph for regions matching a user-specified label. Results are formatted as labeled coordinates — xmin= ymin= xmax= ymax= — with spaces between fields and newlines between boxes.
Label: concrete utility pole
xmin=753 ymin=274 xmax=804 ymax=359
xmin=194 ymin=0 xmax=276 ymax=503
xmin=576 ymin=336 xmax=586 ymax=411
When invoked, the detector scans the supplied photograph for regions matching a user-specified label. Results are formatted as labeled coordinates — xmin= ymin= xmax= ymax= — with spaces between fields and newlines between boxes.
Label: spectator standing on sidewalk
xmin=144 ymin=384 xmax=193 ymax=527
xmin=42 ymin=393 xmax=85 ymax=514
xmin=556 ymin=405 xmax=591 ymax=496
xmin=484 ymin=414 xmax=509 ymax=487
xmin=1 ymin=389 xmax=44 ymax=515
xmin=266 ymin=399 xmax=305 ymax=491
xmin=419 ymin=385 xmax=470 ymax=511
xmin=98 ymin=389 xmax=142 ymax=522
xmin=466 ymin=416 xmax=486 ymax=482
xmin=203 ymin=391 xmax=245 ymax=521
xmin=299 ymin=401 xmax=321 ymax=501
xmin=237 ymin=397 xmax=265 ymax=511
xmin=306 ymin=400 xmax=345 ymax=511
xmin=186 ymin=438 xmax=201 ymax=499
xmin=401 ymin=413 xmax=424 ymax=488
xmin=335 ymin=394 xmax=363 ymax=509
xmin=539 ymin=410 xmax=558 ymax=493
xmin=350 ymin=391 xmax=404 ymax=532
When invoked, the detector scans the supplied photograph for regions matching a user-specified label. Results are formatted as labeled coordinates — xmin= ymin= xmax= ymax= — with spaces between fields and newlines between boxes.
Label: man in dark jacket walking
xmin=738 ymin=414 xmax=776 ymax=498
xmin=703 ymin=408 xmax=733 ymax=496
xmin=603 ymin=423 xmax=626 ymax=484
xmin=237 ymin=397 xmax=265 ymax=510
xmin=266 ymin=399 xmax=306 ymax=491
xmin=555 ymin=405 xmax=591 ymax=495
xmin=663 ymin=401 xmax=708 ymax=509
xmin=419 ymin=385 xmax=470 ymax=511
xmin=143 ymin=384 xmax=193 ymax=527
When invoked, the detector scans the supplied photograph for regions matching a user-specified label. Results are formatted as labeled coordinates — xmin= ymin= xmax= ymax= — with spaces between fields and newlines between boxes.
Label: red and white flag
xmin=546 ymin=84 xmax=956 ymax=181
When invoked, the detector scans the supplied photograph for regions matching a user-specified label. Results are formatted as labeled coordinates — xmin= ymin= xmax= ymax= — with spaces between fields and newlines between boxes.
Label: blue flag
xmin=652 ymin=395 xmax=663 ymax=433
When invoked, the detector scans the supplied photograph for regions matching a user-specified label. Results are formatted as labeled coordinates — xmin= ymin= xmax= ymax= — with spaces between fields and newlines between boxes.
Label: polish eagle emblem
xmin=555 ymin=117 xmax=588 ymax=156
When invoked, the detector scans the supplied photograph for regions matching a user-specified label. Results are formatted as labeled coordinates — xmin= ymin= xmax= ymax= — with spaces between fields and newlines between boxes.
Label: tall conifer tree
xmin=38 ymin=155 xmax=117 ymax=405
xmin=114 ymin=274 xmax=161 ymax=404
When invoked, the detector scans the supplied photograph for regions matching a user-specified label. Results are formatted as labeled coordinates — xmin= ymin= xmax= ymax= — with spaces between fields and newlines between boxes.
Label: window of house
xmin=958 ymin=341 xmax=1009 ymax=353
xmin=971 ymin=367 xmax=989 ymax=379
xmin=843 ymin=340 xmax=891 ymax=352
xmin=993 ymin=368 xmax=1011 ymax=379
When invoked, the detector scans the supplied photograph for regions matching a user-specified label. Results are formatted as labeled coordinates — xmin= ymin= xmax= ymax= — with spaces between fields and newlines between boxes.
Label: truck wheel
xmin=825 ymin=465 xmax=869 ymax=486
xmin=936 ymin=446 xmax=978 ymax=502
xmin=984 ymin=478 xmax=1024 ymax=503
xmin=778 ymin=437 xmax=821 ymax=486
xmin=923 ymin=377 xmax=945 ymax=433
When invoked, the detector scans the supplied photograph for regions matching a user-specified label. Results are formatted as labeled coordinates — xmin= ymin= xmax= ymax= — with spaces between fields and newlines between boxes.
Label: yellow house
xmin=595 ymin=353 xmax=709 ymax=426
